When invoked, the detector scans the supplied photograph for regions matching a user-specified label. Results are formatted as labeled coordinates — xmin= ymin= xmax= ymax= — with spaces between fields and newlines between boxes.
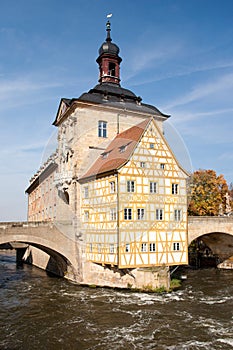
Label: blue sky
xmin=0 ymin=0 xmax=233 ymax=220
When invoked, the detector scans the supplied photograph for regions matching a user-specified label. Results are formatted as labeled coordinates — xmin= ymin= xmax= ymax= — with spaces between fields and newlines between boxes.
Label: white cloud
xmin=164 ymin=72 xmax=233 ymax=110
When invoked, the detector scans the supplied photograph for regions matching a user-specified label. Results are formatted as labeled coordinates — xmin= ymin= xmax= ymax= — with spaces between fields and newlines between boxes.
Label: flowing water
xmin=0 ymin=251 xmax=233 ymax=350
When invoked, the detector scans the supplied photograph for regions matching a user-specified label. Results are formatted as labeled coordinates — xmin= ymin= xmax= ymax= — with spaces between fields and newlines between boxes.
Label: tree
xmin=188 ymin=169 xmax=229 ymax=216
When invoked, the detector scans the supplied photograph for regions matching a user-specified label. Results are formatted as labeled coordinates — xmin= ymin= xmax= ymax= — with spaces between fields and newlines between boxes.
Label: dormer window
xmin=119 ymin=145 xmax=127 ymax=153
xmin=101 ymin=151 xmax=109 ymax=159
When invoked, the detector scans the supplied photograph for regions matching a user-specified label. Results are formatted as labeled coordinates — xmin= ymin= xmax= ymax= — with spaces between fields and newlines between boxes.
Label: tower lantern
xmin=96 ymin=20 xmax=122 ymax=85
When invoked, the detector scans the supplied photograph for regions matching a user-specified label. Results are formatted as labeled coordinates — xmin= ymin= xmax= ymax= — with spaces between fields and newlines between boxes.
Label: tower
xmin=96 ymin=20 xmax=122 ymax=85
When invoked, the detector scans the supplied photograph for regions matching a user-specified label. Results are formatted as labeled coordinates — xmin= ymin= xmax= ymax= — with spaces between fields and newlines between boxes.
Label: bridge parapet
xmin=188 ymin=216 xmax=233 ymax=244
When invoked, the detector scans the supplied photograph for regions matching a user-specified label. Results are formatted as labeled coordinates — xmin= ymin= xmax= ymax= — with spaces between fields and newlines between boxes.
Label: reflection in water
xmin=0 ymin=252 xmax=233 ymax=350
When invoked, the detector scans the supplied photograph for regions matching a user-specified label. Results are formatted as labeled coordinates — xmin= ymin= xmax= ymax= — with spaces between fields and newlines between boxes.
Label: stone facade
xmin=25 ymin=21 xmax=189 ymax=290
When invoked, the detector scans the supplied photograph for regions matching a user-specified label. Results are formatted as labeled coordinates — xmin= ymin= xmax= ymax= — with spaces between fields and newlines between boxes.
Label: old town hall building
xmin=26 ymin=21 xmax=189 ymax=289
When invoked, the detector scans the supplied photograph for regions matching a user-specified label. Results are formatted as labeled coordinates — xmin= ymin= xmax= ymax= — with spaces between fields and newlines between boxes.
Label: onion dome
xmin=98 ymin=21 xmax=120 ymax=56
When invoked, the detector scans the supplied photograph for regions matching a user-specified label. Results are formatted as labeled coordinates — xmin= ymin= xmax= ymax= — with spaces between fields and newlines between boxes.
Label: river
xmin=0 ymin=251 xmax=233 ymax=350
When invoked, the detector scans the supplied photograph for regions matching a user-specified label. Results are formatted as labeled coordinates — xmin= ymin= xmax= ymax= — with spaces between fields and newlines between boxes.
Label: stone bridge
xmin=0 ymin=221 xmax=82 ymax=281
xmin=0 ymin=217 xmax=233 ymax=279
xmin=188 ymin=216 xmax=233 ymax=263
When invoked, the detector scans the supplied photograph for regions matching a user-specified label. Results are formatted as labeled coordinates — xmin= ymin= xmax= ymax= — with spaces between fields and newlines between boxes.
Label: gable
xmin=119 ymin=119 xmax=189 ymax=179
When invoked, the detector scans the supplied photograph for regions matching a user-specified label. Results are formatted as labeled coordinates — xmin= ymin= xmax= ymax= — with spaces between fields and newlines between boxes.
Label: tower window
xmin=108 ymin=62 xmax=116 ymax=76
xmin=98 ymin=121 xmax=107 ymax=138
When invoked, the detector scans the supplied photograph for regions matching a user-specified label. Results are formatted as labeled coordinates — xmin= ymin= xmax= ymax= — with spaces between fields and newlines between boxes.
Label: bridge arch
xmin=0 ymin=222 xmax=81 ymax=281
xmin=188 ymin=217 xmax=233 ymax=265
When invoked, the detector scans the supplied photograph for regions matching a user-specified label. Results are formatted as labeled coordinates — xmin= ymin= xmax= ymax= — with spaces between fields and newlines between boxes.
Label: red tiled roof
xmin=79 ymin=119 xmax=151 ymax=181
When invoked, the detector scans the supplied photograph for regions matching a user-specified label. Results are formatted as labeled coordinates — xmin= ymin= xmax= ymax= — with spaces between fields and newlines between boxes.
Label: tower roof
xmin=98 ymin=20 xmax=120 ymax=56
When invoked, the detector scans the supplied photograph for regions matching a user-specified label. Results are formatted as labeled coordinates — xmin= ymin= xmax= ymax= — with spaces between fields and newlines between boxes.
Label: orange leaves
xmin=188 ymin=169 xmax=230 ymax=216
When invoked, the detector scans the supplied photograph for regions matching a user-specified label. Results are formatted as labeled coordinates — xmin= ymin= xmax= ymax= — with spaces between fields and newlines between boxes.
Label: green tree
xmin=188 ymin=169 xmax=229 ymax=216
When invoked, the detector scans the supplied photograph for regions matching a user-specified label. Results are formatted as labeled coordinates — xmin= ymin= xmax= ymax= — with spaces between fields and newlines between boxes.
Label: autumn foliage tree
xmin=188 ymin=169 xmax=229 ymax=216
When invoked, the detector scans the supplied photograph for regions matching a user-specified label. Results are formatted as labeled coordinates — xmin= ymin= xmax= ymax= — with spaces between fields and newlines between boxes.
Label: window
xmin=101 ymin=151 xmax=109 ymax=159
xmin=137 ymin=208 xmax=145 ymax=220
xmin=150 ymin=182 xmax=157 ymax=193
xmin=109 ymin=244 xmax=114 ymax=254
xmin=110 ymin=181 xmax=116 ymax=193
xmin=108 ymin=62 xmax=116 ymax=76
xmin=150 ymin=143 xmax=155 ymax=149
xmin=89 ymin=243 xmax=93 ymax=253
xmin=110 ymin=208 xmax=117 ymax=221
xmin=127 ymin=180 xmax=135 ymax=192
xmin=98 ymin=121 xmax=107 ymax=138
xmin=173 ymin=242 xmax=180 ymax=251
xmin=140 ymin=161 xmax=146 ymax=168
xmin=149 ymin=243 xmax=156 ymax=252
xmin=141 ymin=243 xmax=147 ymax=252
xmin=174 ymin=209 xmax=182 ymax=221
xmin=119 ymin=145 xmax=127 ymax=153
xmin=97 ymin=244 xmax=102 ymax=253
xmin=156 ymin=209 xmax=163 ymax=220
xmin=124 ymin=208 xmax=132 ymax=220
xmin=84 ymin=211 xmax=89 ymax=221
xmin=172 ymin=183 xmax=179 ymax=195
xmin=125 ymin=243 xmax=130 ymax=252
xmin=160 ymin=163 xmax=165 ymax=170
xmin=84 ymin=186 xmax=89 ymax=198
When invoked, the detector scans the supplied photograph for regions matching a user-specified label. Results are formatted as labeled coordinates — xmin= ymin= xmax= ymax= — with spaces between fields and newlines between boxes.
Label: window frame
xmin=150 ymin=182 xmax=157 ymax=194
xmin=173 ymin=242 xmax=180 ymax=251
xmin=124 ymin=208 xmax=132 ymax=220
xmin=156 ymin=209 xmax=163 ymax=220
xmin=98 ymin=120 xmax=107 ymax=138
xmin=172 ymin=183 xmax=179 ymax=195
xmin=127 ymin=180 xmax=135 ymax=193
xmin=174 ymin=209 xmax=182 ymax=221
xmin=149 ymin=243 xmax=156 ymax=252
xmin=110 ymin=181 xmax=116 ymax=193
xmin=137 ymin=208 xmax=145 ymax=220
xmin=141 ymin=243 xmax=147 ymax=252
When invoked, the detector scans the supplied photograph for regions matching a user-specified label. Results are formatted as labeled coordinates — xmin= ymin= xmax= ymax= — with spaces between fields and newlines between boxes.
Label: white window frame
xmin=172 ymin=183 xmax=179 ymax=195
xmin=156 ymin=209 xmax=163 ymax=220
xmin=173 ymin=242 xmax=180 ymax=251
xmin=98 ymin=120 xmax=107 ymax=138
xmin=125 ymin=243 xmax=130 ymax=252
xmin=84 ymin=210 xmax=89 ymax=222
xmin=110 ymin=208 xmax=117 ymax=221
xmin=109 ymin=244 xmax=114 ymax=254
xmin=150 ymin=182 xmax=157 ymax=193
xmin=174 ymin=209 xmax=182 ymax=221
xmin=110 ymin=181 xmax=116 ymax=193
xmin=137 ymin=208 xmax=145 ymax=220
xmin=141 ymin=243 xmax=147 ymax=252
xmin=84 ymin=186 xmax=89 ymax=198
xmin=160 ymin=163 xmax=165 ymax=169
xmin=149 ymin=243 xmax=156 ymax=252
xmin=140 ymin=161 xmax=146 ymax=168
xmin=127 ymin=180 xmax=135 ymax=193
xmin=124 ymin=208 xmax=132 ymax=220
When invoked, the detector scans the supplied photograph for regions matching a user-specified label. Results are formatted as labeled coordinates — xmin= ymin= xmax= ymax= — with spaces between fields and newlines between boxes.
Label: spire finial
xmin=106 ymin=14 xmax=112 ymax=42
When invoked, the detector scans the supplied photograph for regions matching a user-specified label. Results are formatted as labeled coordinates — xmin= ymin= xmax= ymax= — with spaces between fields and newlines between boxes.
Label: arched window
xmin=108 ymin=62 xmax=116 ymax=76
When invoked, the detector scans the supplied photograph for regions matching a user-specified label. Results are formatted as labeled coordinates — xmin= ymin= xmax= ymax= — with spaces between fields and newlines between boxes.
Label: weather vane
xmin=107 ymin=13 xmax=112 ymax=18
